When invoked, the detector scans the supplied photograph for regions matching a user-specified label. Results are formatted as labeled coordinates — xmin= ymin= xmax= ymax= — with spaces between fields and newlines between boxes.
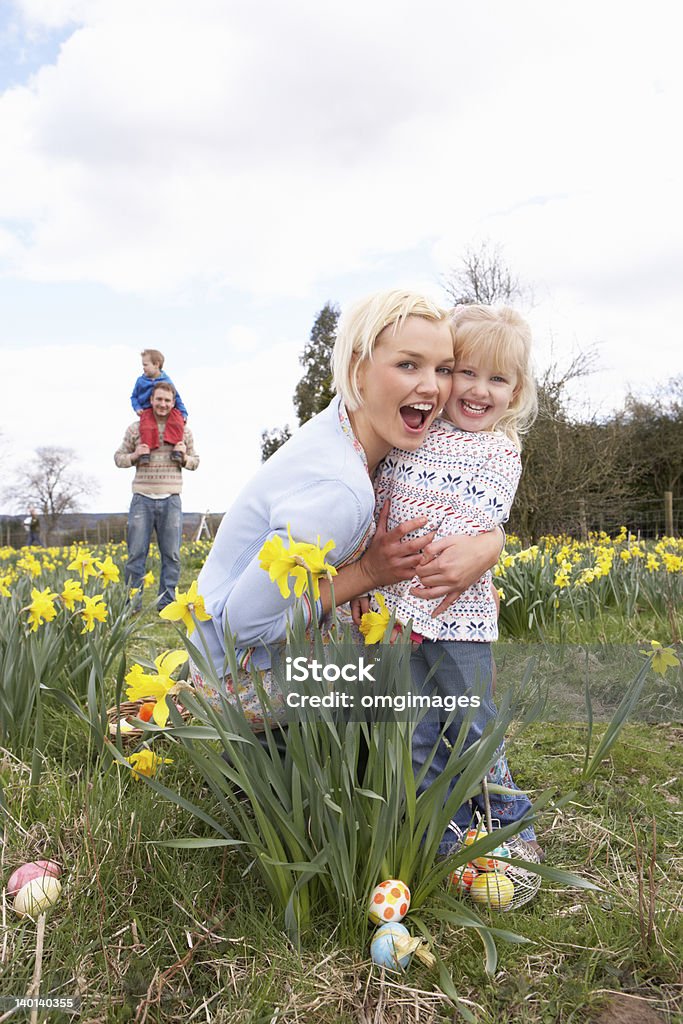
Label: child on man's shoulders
xmin=131 ymin=349 xmax=188 ymax=466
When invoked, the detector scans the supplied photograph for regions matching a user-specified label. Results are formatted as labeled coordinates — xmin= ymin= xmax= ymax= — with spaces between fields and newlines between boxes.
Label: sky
xmin=0 ymin=0 xmax=681 ymax=515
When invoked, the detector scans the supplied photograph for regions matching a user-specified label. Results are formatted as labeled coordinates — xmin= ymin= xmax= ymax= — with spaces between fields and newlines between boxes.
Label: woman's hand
xmin=410 ymin=529 xmax=504 ymax=615
xmin=358 ymin=501 xmax=434 ymax=591
xmin=350 ymin=595 xmax=370 ymax=626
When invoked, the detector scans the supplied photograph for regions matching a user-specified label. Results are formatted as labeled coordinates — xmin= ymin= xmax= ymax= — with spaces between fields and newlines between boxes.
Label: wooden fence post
xmin=664 ymin=491 xmax=674 ymax=537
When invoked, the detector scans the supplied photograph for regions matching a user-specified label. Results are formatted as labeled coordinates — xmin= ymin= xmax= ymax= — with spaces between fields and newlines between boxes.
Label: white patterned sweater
xmin=374 ymin=420 xmax=521 ymax=641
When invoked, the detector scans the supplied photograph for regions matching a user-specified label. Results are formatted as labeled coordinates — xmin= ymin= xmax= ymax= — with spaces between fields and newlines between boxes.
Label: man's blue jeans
xmin=125 ymin=493 xmax=182 ymax=610
xmin=410 ymin=641 xmax=535 ymax=846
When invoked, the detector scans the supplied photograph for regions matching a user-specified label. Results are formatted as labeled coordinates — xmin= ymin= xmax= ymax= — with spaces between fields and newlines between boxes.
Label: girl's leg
xmin=411 ymin=640 xmax=535 ymax=850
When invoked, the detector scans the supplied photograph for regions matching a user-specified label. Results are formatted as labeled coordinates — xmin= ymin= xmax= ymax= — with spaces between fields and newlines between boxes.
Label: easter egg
xmin=368 ymin=879 xmax=411 ymax=924
xmin=448 ymin=863 xmax=479 ymax=893
xmin=463 ymin=825 xmax=488 ymax=848
xmin=7 ymin=860 xmax=62 ymax=898
xmin=370 ymin=923 xmax=412 ymax=972
xmin=473 ymin=844 xmax=511 ymax=873
xmin=469 ymin=871 xmax=514 ymax=910
xmin=138 ymin=702 xmax=156 ymax=723
xmin=13 ymin=876 xmax=62 ymax=917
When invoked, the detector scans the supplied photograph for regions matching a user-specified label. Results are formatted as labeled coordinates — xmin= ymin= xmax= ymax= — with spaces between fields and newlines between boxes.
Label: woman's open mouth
xmin=400 ymin=403 xmax=433 ymax=432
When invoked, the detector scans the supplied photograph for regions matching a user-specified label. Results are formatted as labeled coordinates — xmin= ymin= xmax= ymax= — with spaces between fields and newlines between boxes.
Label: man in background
xmin=114 ymin=381 xmax=200 ymax=609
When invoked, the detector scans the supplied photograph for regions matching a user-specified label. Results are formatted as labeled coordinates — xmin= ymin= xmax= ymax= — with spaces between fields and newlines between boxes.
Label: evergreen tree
xmin=294 ymin=302 xmax=339 ymax=424
xmin=260 ymin=302 xmax=340 ymax=460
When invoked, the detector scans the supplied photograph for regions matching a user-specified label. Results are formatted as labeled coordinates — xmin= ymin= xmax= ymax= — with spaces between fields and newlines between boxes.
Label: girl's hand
xmin=358 ymin=501 xmax=434 ymax=590
xmin=410 ymin=530 xmax=504 ymax=614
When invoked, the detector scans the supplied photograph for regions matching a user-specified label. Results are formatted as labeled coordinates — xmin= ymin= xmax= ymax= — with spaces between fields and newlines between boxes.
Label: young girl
xmin=366 ymin=304 xmax=541 ymax=855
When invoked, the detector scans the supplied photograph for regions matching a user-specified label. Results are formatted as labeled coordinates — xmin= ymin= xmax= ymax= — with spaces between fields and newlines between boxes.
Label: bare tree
xmin=5 ymin=446 xmax=98 ymax=541
xmin=443 ymin=240 xmax=530 ymax=307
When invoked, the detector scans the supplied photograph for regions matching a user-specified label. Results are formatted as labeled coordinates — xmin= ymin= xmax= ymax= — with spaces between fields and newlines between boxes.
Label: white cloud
xmin=1 ymin=0 xmax=680 ymax=303
xmin=0 ymin=0 xmax=681 ymax=506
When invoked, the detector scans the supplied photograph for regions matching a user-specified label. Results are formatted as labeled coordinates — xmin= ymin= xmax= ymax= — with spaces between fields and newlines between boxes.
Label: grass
xmin=1 ymin=546 xmax=682 ymax=1022
xmin=1 ymin=708 xmax=681 ymax=1021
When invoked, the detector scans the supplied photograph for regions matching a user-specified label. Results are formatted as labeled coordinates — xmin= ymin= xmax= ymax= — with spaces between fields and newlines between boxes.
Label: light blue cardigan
xmin=195 ymin=397 xmax=375 ymax=673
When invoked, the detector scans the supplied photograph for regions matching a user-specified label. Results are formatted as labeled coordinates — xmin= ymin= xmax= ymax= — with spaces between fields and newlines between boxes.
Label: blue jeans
xmin=125 ymin=493 xmax=182 ymax=610
xmin=410 ymin=641 xmax=535 ymax=846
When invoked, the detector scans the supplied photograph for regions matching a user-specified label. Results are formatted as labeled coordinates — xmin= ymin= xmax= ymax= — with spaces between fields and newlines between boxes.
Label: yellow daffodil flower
xmin=80 ymin=594 xmax=108 ymax=633
xmin=258 ymin=525 xmax=337 ymax=600
xmin=143 ymin=571 xmax=155 ymax=588
xmin=61 ymin=578 xmax=84 ymax=610
xmin=359 ymin=593 xmax=391 ymax=645
xmin=0 ymin=575 xmax=11 ymax=598
xmin=158 ymin=580 xmax=211 ymax=634
xmin=17 ymin=554 xmax=42 ymax=577
xmin=640 ymin=640 xmax=681 ymax=677
xmin=26 ymin=587 xmax=58 ymax=631
xmin=94 ymin=555 xmax=120 ymax=587
xmin=67 ymin=548 xmax=98 ymax=581
xmin=125 ymin=650 xmax=188 ymax=727
xmin=126 ymin=749 xmax=174 ymax=780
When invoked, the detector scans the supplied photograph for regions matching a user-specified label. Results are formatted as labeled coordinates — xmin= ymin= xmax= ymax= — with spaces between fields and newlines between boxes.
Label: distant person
xmin=23 ymin=508 xmax=40 ymax=546
xmin=131 ymin=349 xmax=189 ymax=466
xmin=115 ymin=381 xmax=200 ymax=610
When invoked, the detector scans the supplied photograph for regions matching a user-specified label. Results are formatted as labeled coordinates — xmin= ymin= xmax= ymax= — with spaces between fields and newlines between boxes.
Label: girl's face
xmin=444 ymin=354 xmax=518 ymax=432
xmin=350 ymin=315 xmax=454 ymax=472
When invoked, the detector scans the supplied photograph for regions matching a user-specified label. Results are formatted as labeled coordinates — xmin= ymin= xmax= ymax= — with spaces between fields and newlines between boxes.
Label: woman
xmin=191 ymin=290 xmax=504 ymax=725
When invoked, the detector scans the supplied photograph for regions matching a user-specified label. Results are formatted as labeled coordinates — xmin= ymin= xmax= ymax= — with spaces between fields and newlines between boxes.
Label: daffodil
xmin=61 ymin=578 xmax=84 ymax=611
xmin=67 ymin=548 xmax=98 ymax=582
xmin=80 ymin=594 xmax=108 ymax=633
xmin=359 ymin=593 xmax=391 ymax=645
xmin=259 ymin=534 xmax=297 ymax=597
xmin=126 ymin=749 xmax=174 ymax=780
xmin=159 ymin=580 xmax=211 ymax=634
xmin=125 ymin=650 xmax=188 ymax=727
xmin=94 ymin=555 xmax=120 ymax=587
xmin=17 ymin=554 xmax=42 ymax=577
xmin=26 ymin=587 xmax=58 ymax=631
xmin=0 ymin=575 xmax=11 ymax=598
xmin=143 ymin=571 xmax=155 ymax=588
xmin=258 ymin=525 xmax=337 ymax=599
xmin=640 ymin=640 xmax=681 ymax=677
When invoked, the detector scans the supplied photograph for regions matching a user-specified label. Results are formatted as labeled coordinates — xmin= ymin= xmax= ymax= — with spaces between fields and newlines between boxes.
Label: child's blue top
xmin=130 ymin=371 xmax=188 ymax=417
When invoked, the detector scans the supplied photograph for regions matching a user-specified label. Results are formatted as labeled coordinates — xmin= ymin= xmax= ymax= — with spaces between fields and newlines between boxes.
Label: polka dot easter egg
xmin=472 ymin=844 xmax=511 ymax=873
xmin=448 ymin=863 xmax=479 ymax=893
xmin=470 ymin=871 xmax=514 ymax=910
xmin=368 ymin=879 xmax=411 ymax=924
xmin=463 ymin=825 xmax=489 ymax=848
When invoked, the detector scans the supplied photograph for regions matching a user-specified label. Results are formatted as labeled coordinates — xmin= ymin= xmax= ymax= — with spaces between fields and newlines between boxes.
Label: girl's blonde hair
xmin=450 ymin=304 xmax=537 ymax=448
xmin=333 ymin=289 xmax=451 ymax=410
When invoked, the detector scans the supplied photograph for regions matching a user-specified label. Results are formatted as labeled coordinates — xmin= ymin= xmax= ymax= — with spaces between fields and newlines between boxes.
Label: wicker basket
xmin=446 ymin=776 xmax=542 ymax=911
xmin=107 ymin=698 xmax=191 ymax=745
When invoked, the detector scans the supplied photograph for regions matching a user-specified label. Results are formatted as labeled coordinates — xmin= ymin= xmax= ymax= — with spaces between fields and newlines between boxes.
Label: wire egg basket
xmin=445 ymin=776 xmax=542 ymax=911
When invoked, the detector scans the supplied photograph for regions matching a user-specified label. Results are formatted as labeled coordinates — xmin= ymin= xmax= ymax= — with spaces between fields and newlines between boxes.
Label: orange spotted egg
xmin=368 ymin=879 xmax=411 ymax=924
xmin=448 ymin=863 xmax=479 ymax=893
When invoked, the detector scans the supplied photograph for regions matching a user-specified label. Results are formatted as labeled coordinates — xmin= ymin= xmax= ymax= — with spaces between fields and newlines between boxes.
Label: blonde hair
xmin=450 ymin=304 xmax=537 ymax=448
xmin=333 ymin=289 xmax=451 ymax=410
xmin=141 ymin=348 xmax=165 ymax=369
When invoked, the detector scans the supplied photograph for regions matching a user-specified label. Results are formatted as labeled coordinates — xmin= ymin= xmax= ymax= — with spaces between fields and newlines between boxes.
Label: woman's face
xmin=351 ymin=315 xmax=454 ymax=471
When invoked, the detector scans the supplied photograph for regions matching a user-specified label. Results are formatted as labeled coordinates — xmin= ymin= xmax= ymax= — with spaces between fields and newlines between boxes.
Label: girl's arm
xmin=318 ymin=501 xmax=434 ymax=613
